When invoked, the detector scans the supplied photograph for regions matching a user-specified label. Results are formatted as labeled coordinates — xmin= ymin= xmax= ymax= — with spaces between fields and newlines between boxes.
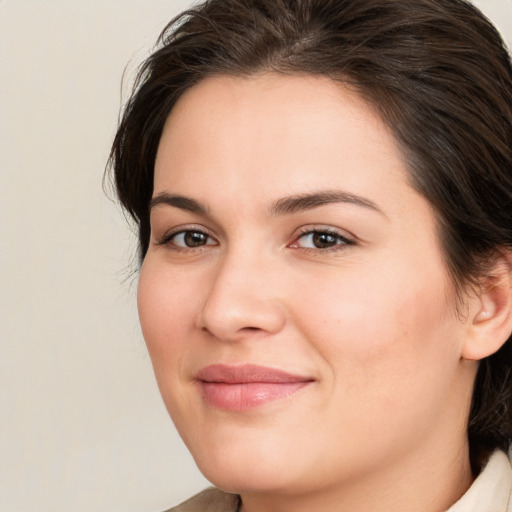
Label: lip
xmin=196 ymin=364 xmax=314 ymax=411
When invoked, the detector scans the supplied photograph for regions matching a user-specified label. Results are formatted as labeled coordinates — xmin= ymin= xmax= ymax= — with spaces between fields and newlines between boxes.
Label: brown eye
xmin=183 ymin=231 xmax=208 ymax=247
xmin=169 ymin=230 xmax=216 ymax=248
xmin=311 ymin=232 xmax=339 ymax=248
xmin=293 ymin=230 xmax=354 ymax=250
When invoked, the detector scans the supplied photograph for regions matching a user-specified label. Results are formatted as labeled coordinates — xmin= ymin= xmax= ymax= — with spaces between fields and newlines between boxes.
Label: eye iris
xmin=184 ymin=231 xmax=207 ymax=247
xmin=312 ymin=232 xmax=337 ymax=248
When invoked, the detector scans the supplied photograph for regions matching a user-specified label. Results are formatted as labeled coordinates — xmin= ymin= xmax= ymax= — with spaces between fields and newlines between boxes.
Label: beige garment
xmin=166 ymin=449 xmax=512 ymax=512
xmin=447 ymin=449 xmax=512 ymax=512
xmin=166 ymin=487 xmax=240 ymax=512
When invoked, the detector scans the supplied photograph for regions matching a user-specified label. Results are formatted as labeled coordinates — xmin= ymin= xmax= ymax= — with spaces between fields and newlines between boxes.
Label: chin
xmin=187 ymin=436 xmax=300 ymax=494
xmin=200 ymin=463 xmax=294 ymax=496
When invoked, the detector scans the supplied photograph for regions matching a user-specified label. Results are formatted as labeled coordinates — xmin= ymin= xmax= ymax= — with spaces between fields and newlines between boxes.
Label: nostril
xmin=201 ymin=325 xmax=262 ymax=338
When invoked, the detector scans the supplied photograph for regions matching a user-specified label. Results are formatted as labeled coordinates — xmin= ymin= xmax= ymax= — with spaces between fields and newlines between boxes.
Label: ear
xmin=461 ymin=250 xmax=512 ymax=361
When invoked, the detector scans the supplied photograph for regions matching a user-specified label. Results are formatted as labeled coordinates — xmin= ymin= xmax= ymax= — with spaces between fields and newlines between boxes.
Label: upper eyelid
xmin=160 ymin=223 xmax=212 ymax=235
xmin=150 ymin=213 xmax=224 ymax=238
xmin=149 ymin=207 xmax=222 ymax=235
xmin=293 ymin=225 xmax=356 ymax=240
xmin=156 ymin=225 xmax=216 ymax=245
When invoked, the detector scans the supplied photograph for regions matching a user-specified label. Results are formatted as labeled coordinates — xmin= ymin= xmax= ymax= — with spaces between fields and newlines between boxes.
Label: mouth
xmin=195 ymin=364 xmax=314 ymax=412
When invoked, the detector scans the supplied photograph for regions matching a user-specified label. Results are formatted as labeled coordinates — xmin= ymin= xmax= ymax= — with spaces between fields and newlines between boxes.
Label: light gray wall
xmin=1 ymin=1 xmax=511 ymax=511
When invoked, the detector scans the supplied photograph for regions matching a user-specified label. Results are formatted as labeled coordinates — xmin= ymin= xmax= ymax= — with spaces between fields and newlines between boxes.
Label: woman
xmin=109 ymin=0 xmax=512 ymax=510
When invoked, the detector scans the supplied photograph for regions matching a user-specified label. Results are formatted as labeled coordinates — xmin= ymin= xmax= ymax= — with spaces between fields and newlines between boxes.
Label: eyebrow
xmin=149 ymin=189 xmax=385 ymax=217
xmin=150 ymin=193 xmax=208 ymax=215
xmin=270 ymin=190 xmax=385 ymax=217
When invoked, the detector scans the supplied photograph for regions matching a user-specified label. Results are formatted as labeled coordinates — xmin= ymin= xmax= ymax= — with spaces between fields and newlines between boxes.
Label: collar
xmin=447 ymin=449 xmax=512 ymax=512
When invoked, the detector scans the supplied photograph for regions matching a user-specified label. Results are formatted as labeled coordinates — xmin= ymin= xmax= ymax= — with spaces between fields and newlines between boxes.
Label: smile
xmin=196 ymin=364 xmax=314 ymax=411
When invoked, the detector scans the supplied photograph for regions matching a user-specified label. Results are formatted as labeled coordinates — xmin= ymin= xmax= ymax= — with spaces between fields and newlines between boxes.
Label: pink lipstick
xmin=196 ymin=364 xmax=313 ymax=411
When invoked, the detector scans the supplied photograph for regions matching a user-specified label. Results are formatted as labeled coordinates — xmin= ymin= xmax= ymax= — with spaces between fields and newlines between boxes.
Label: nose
xmin=196 ymin=249 xmax=286 ymax=342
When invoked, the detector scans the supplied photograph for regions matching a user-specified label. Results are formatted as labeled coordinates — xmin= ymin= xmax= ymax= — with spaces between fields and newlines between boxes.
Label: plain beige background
xmin=1 ymin=1 xmax=511 ymax=511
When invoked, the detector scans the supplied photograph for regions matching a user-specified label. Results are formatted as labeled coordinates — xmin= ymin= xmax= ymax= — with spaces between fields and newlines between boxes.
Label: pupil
xmin=185 ymin=231 xmax=206 ymax=247
xmin=313 ymin=232 xmax=336 ymax=248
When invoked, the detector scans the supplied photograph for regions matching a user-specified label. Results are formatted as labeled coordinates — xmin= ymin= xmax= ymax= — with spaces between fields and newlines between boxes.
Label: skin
xmin=138 ymin=74 xmax=485 ymax=511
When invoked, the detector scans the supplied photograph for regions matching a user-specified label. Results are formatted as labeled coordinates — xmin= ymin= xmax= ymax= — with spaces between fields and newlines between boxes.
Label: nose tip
xmin=199 ymin=300 xmax=285 ymax=341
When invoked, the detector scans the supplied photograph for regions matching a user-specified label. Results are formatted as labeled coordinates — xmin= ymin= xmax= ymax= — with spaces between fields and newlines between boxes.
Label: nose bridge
xmin=197 ymin=242 xmax=285 ymax=340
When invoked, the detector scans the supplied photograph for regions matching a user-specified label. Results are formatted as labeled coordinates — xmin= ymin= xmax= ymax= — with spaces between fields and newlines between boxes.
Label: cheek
xmin=292 ymin=260 xmax=461 ymax=403
xmin=137 ymin=257 xmax=200 ymax=375
xmin=287 ymin=265 xmax=465 ymax=469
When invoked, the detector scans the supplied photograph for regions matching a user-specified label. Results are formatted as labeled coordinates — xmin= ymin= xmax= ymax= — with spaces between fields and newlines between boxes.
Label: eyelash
xmin=156 ymin=226 xmax=355 ymax=253
xmin=289 ymin=227 xmax=355 ymax=253
xmin=157 ymin=227 xmax=217 ymax=251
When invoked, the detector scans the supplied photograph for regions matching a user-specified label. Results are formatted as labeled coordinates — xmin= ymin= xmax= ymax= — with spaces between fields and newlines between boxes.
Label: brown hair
xmin=109 ymin=0 xmax=512 ymax=457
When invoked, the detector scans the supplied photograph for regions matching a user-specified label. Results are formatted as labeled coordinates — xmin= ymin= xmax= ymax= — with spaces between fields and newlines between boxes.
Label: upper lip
xmin=196 ymin=364 xmax=314 ymax=384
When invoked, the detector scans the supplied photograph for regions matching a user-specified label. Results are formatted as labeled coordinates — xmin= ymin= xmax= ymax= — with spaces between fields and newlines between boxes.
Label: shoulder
xmin=163 ymin=488 xmax=240 ymax=512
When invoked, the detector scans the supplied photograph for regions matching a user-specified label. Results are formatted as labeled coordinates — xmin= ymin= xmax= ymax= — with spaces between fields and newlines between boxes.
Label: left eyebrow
xmin=270 ymin=190 xmax=386 ymax=217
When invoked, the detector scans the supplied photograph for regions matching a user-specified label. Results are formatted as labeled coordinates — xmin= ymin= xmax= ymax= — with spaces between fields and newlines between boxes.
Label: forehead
xmin=154 ymin=73 xmax=408 ymax=201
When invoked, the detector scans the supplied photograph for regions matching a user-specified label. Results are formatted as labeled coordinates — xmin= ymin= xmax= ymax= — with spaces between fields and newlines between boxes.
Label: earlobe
xmin=461 ymin=250 xmax=512 ymax=361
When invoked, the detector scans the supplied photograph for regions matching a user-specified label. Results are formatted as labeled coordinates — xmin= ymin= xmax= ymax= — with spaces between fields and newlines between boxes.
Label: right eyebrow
xmin=149 ymin=193 xmax=208 ymax=215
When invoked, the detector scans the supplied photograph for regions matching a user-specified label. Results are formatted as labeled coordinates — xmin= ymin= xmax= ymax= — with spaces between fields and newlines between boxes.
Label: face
xmin=138 ymin=74 xmax=475 ymax=497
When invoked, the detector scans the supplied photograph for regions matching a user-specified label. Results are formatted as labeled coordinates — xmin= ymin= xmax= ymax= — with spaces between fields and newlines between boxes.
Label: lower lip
xmin=199 ymin=381 xmax=311 ymax=411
